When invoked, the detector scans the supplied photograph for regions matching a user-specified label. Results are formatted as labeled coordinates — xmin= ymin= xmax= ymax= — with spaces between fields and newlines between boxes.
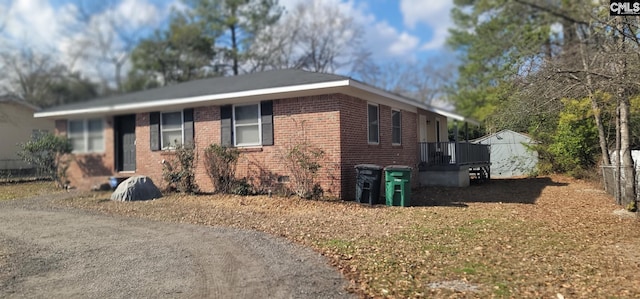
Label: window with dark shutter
xmin=149 ymin=112 xmax=160 ymax=151
xmin=183 ymin=108 xmax=194 ymax=145
xmin=220 ymin=105 xmax=232 ymax=147
xmin=261 ymin=101 xmax=273 ymax=146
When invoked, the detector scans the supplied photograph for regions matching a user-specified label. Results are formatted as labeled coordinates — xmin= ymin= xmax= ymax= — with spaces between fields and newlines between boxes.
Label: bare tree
xmin=64 ymin=0 xmax=158 ymax=93
xmin=1 ymin=48 xmax=66 ymax=106
xmin=249 ymin=1 xmax=369 ymax=73
xmin=505 ymin=1 xmax=639 ymax=206
xmin=353 ymin=59 xmax=456 ymax=106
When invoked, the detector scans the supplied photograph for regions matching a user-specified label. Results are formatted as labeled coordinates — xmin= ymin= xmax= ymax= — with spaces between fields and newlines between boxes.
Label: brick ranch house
xmin=34 ymin=69 xmax=489 ymax=199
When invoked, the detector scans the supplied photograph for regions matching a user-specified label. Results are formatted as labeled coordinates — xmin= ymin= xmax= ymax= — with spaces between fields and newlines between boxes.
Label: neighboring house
xmin=0 ymin=95 xmax=55 ymax=171
xmin=34 ymin=69 xmax=488 ymax=199
xmin=471 ymin=129 xmax=538 ymax=178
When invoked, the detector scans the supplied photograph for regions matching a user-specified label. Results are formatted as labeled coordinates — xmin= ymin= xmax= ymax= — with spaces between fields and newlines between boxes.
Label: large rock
xmin=110 ymin=176 xmax=163 ymax=201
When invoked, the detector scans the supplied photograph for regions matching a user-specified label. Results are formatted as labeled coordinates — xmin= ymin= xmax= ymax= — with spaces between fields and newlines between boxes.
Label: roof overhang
xmin=1 ymin=97 xmax=41 ymax=111
xmin=34 ymin=79 xmax=477 ymax=124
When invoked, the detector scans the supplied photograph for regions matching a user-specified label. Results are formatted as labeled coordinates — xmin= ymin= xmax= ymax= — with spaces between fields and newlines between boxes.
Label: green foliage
xmin=184 ymin=0 xmax=283 ymax=75
xmin=203 ymin=144 xmax=241 ymax=194
xmin=130 ymin=14 xmax=217 ymax=87
xmin=281 ymin=142 xmax=324 ymax=199
xmin=230 ymin=178 xmax=253 ymax=196
xmin=531 ymin=98 xmax=599 ymax=177
xmin=18 ymin=133 xmax=72 ymax=188
xmin=626 ymin=200 xmax=637 ymax=212
xmin=46 ymin=73 xmax=98 ymax=107
xmin=162 ymin=143 xmax=199 ymax=193
xmin=448 ymin=0 xmax=556 ymax=126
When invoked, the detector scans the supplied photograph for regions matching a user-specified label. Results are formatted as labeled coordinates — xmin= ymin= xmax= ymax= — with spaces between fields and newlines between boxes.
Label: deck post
xmin=454 ymin=120 xmax=459 ymax=165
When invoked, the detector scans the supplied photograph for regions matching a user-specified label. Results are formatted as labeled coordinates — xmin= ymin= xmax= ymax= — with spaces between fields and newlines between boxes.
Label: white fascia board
xmin=348 ymin=81 xmax=478 ymax=125
xmin=34 ymin=80 xmax=351 ymax=119
xmin=349 ymin=81 xmax=421 ymax=110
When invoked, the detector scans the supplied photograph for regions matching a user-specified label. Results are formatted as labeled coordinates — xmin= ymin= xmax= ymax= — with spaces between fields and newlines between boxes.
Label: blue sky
xmin=0 ymin=0 xmax=456 ymax=73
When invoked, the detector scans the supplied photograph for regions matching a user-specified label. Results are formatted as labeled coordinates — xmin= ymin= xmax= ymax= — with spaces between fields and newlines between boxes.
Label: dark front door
xmin=115 ymin=115 xmax=136 ymax=172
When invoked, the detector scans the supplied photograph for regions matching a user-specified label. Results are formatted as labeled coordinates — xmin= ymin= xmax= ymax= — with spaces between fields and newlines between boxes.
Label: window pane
xmin=162 ymin=131 xmax=183 ymax=148
xmin=88 ymin=136 xmax=104 ymax=152
xmin=392 ymin=111 xmax=401 ymax=127
xmin=392 ymin=128 xmax=401 ymax=144
xmin=392 ymin=110 xmax=401 ymax=144
xmin=88 ymin=119 xmax=103 ymax=133
xmin=70 ymin=137 xmax=85 ymax=152
xmin=162 ymin=112 xmax=182 ymax=130
xmin=235 ymin=104 xmax=259 ymax=125
xmin=69 ymin=120 xmax=84 ymax=135
xmin=369 ymin=124 xmax=379 ymax=143
xmin=368 ymin=105 xmax=379 ymax=143
xmin=236 ymin=125 xmax=260 ymax=145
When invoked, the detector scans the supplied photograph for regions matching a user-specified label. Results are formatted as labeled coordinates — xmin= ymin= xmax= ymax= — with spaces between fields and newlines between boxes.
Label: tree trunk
xmin=579 ymin=36 xmax=610 ymax=166
xmin=620 ymin=94 xmax=636 ymax=207
xmin=615 ymin=16 xmax=636 ymax=208
xmin=616 ymin=103 xmax=622 ymax=205
xmin=231 ymin=24 xmax=238 ymax=76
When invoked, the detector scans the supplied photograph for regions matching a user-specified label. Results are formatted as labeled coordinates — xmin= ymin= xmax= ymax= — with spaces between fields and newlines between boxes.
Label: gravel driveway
xmin=0 ymin=194 xmax=353 ymax=298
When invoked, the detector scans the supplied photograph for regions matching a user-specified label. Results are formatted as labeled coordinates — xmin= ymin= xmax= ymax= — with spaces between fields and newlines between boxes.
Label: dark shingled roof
xmin=39 ymin=69 xmax=348 ymax=114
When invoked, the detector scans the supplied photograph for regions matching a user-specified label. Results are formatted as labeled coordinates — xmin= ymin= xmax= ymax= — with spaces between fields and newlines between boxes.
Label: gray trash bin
xmin=354 ymin=164 xmax=383 ymax=204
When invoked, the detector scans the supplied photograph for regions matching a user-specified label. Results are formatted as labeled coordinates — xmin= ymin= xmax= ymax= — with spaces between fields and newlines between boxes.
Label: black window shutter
xmin=149 ymin=112 xmax=160 ymax=151
xmin=261 ymin=100 xmax=274 ymax=146
xmin=183 ymin=108 xmax=194 ymax=145
xmin=220 ymin=105 xmax=232 ymax=147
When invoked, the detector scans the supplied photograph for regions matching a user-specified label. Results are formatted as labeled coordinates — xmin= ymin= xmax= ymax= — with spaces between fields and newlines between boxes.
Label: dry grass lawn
xmin=0 ymin=180 xmax=59 ymax=201
xmin=7 ymin=175 xmax=640 ymax=298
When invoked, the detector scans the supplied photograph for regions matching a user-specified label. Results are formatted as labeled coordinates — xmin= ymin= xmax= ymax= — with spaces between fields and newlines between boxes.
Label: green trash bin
xmin=384 ymin=165 xmax=412 ymax=207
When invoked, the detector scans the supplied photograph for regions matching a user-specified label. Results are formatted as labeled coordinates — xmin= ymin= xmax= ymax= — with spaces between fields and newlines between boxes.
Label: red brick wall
xmin=233 ymin=96 xmax=342 ymax=196
xmin=131 ymin=98 xmax=342 ymax=196
xmin=56 ymin=118 xmax=115 ymax=190
xmin=337 ymin=94 xmax=419 ymax=200
xmin=59 ymin=93 xmax=419 ymax=199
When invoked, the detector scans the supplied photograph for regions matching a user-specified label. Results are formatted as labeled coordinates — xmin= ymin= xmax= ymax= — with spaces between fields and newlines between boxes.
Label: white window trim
xmin=391 ymin=109 xmax=402 ymax=146
xmin=232 ymin=103 xmax=262 ymax=147
xmin=367 ymin=103 xmax=379 ymax=145
xmin=160 ymin=111 xmax=184 ymax=150
xmin=68 ymin=118 xmax=105 ymax=154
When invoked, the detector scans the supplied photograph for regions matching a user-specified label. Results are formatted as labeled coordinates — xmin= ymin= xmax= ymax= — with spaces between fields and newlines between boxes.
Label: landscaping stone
xmin=110 ymin=176 xmax=162 ymax=201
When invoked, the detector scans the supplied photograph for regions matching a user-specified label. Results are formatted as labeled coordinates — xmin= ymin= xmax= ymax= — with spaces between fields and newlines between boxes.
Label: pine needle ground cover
xmin=48 ymin=175 xmax=640 ymax=298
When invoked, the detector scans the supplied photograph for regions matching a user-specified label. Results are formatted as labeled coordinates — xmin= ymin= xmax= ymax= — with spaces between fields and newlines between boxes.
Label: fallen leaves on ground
xmin=0 ymin=181 xmax=59 ymax=201
xmin=46 ymin=175 xmax=640 ymax=298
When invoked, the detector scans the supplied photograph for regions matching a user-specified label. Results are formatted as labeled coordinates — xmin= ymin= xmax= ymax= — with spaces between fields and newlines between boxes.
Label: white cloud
xmin=116 ymin=0 xmax=162 ymax=28
xmin=3 ymin=0 xmax=71 ymax=51
xmin=400 ymin=0 xmax=454 ymax=50
xmin=373 ymin=21 xmax=420 ymax=57
xmin=280 ymin=0 xmax=421 ymax=61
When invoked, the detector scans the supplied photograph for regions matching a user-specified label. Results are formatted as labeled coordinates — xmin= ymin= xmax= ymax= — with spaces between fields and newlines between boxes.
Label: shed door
xmin=115 ymin=115 xmax=136 ymax=172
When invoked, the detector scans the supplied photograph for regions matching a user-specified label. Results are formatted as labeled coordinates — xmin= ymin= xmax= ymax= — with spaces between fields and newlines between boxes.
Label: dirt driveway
xmin=0 ymin=194 xmax=353 ymax=298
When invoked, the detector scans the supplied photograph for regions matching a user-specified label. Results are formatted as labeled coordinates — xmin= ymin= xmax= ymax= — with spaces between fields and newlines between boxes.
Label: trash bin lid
xmin=355 ymin=164 xmax=383 ymax=170
xmin=384 ymin=165 xmax=412 ymax=171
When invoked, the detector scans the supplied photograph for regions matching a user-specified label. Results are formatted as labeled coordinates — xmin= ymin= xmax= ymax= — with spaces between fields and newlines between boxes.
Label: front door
xmin=115 ymin=115 xmax=136 ymax=172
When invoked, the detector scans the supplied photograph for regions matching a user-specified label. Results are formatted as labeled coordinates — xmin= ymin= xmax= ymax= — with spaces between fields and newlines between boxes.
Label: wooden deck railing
xmin=418 ymin=142 xmax=490 ymax=166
